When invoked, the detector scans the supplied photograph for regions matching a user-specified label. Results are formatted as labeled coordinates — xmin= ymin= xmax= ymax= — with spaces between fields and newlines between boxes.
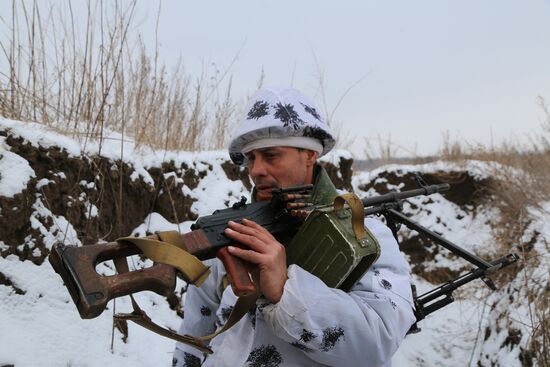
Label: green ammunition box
xmin=286 ymin=193 xmax=380 ymax=292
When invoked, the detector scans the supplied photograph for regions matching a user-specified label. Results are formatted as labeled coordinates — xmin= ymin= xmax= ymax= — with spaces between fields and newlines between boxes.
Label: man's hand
xmin=224 ymin=218 xmax=287 ymax=303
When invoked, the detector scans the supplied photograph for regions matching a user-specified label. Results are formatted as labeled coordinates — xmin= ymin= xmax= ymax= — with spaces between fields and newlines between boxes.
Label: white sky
xmin=5 ymin=0 xmax=550 ymax=157
xmin=133 ymin=0 xmax=550 ymax=157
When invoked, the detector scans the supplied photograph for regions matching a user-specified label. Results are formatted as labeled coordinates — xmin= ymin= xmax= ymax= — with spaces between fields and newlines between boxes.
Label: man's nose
xmin=249 ymin=157 xmax=267 ymax=177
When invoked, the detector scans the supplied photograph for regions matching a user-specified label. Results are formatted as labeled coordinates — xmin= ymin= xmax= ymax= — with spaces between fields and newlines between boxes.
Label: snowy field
xmin=0 ymin=118 xmax=546 ymax=366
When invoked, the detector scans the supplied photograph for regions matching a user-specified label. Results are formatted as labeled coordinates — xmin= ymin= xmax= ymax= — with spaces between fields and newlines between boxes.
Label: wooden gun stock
xmin=49 ymin=233 xmax=255 ymax=319
xmin=49 ymin=239 xmax=176 ymax=318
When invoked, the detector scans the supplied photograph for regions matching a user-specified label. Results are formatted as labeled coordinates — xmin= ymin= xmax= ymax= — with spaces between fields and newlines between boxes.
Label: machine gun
xmin=49 ymin=185 xmax=312 ymax=319
xmin=49 ymin=176 xmax=518 ymax=347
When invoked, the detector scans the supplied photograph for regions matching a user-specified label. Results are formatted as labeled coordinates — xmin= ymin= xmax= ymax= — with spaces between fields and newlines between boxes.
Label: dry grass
xmin=362 ymin=134 xmax=430 ymax=166
xmin=438 ymin=102 xmax=550 ymax=248
xmin=0 ymin=0 xmax=239 ymax=151
xmin=0 ymin=1 xmax=242 ymax=352
xmin=0 ymin=1 xmax=359 ymax=153
xmin=437 ymin=101 xmax=550 ymax=366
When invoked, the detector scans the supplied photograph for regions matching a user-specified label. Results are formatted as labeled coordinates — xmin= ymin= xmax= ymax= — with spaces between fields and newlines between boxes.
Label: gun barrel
xmin=361 ymin=183 xmax=450 ymax=208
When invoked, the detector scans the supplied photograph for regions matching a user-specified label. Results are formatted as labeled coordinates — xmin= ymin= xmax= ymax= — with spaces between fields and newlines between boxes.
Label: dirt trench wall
xmin=0 ymin=127 xmax=353 ymax=265
xmin=355 ymin=164 xmax=501 ymax=284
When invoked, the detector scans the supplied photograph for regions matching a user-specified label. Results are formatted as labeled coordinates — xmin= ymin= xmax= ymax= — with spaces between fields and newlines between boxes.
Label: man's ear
xmin=305 ymin=150 xmax=318 ymax=166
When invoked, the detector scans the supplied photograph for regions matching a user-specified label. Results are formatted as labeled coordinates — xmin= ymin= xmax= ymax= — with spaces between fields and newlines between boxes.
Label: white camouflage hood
xmin=228 ymin=86 xmax=336 ymax=165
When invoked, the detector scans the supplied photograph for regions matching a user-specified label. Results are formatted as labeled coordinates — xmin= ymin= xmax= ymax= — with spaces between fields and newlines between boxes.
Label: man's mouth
xmin=257 ymin=185 xmax=275 ymax=193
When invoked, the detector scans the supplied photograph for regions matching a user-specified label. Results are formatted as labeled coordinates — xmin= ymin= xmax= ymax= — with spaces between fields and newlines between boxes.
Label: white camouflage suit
xmin=173 ymin=217 xmax=416 ymax=367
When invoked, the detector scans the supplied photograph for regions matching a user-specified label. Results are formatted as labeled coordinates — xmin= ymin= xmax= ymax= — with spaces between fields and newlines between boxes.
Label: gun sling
xmin=113 ymin=231 xmax=259 ymax=354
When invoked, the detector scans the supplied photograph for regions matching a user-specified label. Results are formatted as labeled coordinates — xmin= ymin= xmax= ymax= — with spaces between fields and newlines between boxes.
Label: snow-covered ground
xmin=0 ymin=118 xmax=547 ymax=366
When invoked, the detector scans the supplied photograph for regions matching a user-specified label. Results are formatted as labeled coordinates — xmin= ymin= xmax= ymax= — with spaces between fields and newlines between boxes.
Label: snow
xmin=133 ymin=212 xmax=193 ymax=237
xmin=30 ymin=197 xmax=81 ymax=249
xmin=319 ymin=148 xmax=354 ymax=166
xmin=0 ymin=144 xmax=36 ymax=197
xmin=0 ymin=118 xmax=258 ymax=367
xmin=0 ymin=118 xmax=83 ymax=156
xmin=0 ymin=117 xmax=546 ymax=366
xmin=393 ymin=291 xmax=489 ymax=366
xmin=0 ymin=255 xmax=178 ymax=366
xmin=189 ymin=160 xmax=250 ymax=217
xmin=352 ymin=160 xmax=498 ymax=187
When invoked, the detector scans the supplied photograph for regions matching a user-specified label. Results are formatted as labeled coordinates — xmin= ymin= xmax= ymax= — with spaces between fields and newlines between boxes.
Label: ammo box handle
xmin=333 ymin=193 xmax=368 ymax=241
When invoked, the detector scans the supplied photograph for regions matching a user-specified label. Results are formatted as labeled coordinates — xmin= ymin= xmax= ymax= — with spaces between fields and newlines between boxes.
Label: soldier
xmin=173 ymin=86 xmax=415 ymax=367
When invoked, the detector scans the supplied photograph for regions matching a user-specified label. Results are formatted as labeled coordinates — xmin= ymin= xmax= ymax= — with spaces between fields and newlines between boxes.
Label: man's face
xmin=245 ymin=147 xmax=317 ymax=201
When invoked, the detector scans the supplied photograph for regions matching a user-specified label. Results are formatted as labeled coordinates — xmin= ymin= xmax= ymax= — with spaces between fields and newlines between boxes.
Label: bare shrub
xmin=0 ymin=1 xmax=243 ymax=350
xmin=361 ymin=134 xmax=431 ymax=166
xmin=0 ymin=0 xmax=239 ymax=151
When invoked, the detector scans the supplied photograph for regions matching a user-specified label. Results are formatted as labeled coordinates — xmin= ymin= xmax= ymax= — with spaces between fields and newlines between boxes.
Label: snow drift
xmin=0 ymin=118 xmax=546 ymax=366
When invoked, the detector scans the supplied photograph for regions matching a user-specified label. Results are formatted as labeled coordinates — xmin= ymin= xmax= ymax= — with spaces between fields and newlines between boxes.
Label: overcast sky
xmin=8 ymin=0 xmax=550 ymax=157
xmin=135 ymin=0 xmax=550 ymax=157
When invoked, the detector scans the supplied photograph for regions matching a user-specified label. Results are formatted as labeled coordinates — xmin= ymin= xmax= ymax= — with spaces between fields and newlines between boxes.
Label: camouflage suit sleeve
xmin=259 ymin=217 xmax=416 ymax=367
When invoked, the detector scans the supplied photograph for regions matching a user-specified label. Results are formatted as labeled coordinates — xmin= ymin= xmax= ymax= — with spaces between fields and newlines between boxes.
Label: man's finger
xmin=241 ymin=218 xmax=269 ymax=232
xmin=227 ymin=245 xmax=263 ymax=265
xmin=240 ymin=219 xmax=276 ymax=239
xmin=227 ymin=220 xmax=272 ymax=243
xmin=224 ymin=228 xmax=266 ymax=251
xmin=227 ymin=220 xmax=260 ymax=235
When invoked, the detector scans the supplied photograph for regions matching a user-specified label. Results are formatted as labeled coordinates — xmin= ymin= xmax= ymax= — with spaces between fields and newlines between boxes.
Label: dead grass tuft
xmin=0 ymin=0 xmax=239 ymax=152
